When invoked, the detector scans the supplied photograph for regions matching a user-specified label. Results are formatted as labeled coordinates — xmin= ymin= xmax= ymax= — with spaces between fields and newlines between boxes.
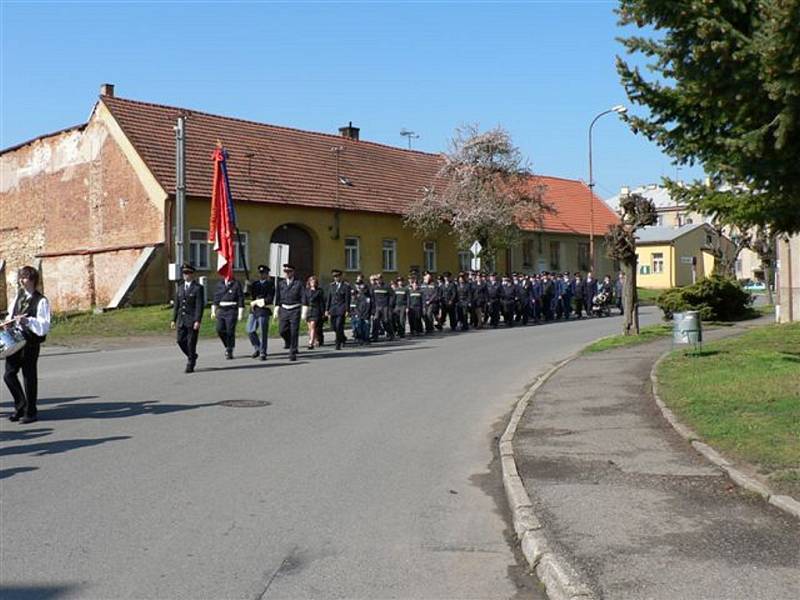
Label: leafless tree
xmin=605 ymin=192 xmax=657 ymax=335
xmin=404 ymin=125 xmax=550 ymax=265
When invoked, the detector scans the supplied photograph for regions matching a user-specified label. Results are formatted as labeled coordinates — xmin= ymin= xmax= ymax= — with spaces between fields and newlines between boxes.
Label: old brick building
xmin=1 ymin=85 xmax=618 ymax=313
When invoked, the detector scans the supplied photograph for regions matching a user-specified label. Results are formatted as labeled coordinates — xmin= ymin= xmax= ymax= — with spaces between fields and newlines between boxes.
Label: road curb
xmin=650 ymin=349 xmax=800 ymax=520
xmin=499 ymin=354 xmax=597 ymax=600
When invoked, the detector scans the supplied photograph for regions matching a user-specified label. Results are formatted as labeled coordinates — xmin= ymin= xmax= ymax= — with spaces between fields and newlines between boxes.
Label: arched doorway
xmin=270 ymin=224 xmax=314 ymax=282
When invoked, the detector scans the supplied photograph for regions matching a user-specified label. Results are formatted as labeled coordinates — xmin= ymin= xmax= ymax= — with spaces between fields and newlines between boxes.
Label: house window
xmin=652 ymin=252 xmax=664 ymax=274
xmin=577 ymin=242 xmax=590 ymax=272
xmin=423 ymin=241 xmax=437 ymax=272
xmin=189 ymin=229 xmax=210 ymax=270
xmin=676 ymin=213 xmax=683 ymax=227
xmin=382 ymin=239 xmax=397 ymax=272
xmin=458 ymin=250 xmax=472 ymax=273
xmin=522 ymin=239 xmax=534 ymax=267
xmin=345 ymin=237 xmax=360 ymax=271
xmin=233 ymin=231 xmax=249 ymax=271
xmin=656 ymin=214 xmax=664 ymax=226
xmin=549 ymin=241 xmax=560 ymax=271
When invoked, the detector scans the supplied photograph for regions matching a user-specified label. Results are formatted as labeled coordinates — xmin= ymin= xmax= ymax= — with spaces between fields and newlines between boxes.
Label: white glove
xmin=250 ymin=299 xmax=259 ymax=308
xmin=301 ymin=306 xmax=309 ymax=320
xmin=237 ymin=307 xmax=244 ymax=321
xmin=210 ymin=306 xmax=217 ymax=320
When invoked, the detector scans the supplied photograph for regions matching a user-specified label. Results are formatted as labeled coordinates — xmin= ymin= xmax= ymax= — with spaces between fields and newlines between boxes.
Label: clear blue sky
xmin=1 ymin=0 xmax=703 ymax=200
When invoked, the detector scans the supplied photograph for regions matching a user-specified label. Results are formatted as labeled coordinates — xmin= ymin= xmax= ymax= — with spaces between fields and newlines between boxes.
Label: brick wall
xmin=0 ymin=116 xmax=166 ymax=312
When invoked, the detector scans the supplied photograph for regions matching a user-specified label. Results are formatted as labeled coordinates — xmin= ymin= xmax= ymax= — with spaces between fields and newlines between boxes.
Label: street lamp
xmin=588 ymin=104 xmax=627 ymax=272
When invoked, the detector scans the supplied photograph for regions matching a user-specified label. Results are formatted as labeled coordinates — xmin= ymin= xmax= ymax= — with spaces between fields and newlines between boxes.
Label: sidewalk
xmin=513 ymin=333 xmax=800 ymax=599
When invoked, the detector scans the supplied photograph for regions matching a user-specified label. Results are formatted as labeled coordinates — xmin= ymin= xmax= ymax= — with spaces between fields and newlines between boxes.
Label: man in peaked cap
xmin=248 ymin=264 xmax=275 ymax=361
xmin=171 ymin=262 xmax=204 ymax=373
xmin=275 ymin=264 xmax=307 ymax=361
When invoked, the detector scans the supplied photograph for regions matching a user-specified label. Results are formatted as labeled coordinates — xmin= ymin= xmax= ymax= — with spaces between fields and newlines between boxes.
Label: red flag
xmin=208 ymin=147 xmax=236 ymax=279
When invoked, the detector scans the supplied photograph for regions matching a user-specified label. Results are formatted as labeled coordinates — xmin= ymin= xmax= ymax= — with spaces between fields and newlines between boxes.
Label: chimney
xmin=338 ymin=121 xmax=360 ymax=141
xmin=100 ymin=83 xmax=115 ymax=97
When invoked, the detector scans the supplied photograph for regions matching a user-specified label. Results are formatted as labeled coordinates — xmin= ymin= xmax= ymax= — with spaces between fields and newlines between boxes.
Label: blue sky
xmin=1 ymin=0 xmax=703 ymax=200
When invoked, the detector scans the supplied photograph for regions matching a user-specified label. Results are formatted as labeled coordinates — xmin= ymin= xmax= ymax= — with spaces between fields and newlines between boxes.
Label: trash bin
xmin=673 ymin=310 xmax=702 ymax=346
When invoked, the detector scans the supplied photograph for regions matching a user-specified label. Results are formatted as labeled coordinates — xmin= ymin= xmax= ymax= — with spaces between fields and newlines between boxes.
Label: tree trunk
xmin=622 ymin=259 xmax=639 ymax=335
xmin=764 ymin=263 xmax=774 ymax=305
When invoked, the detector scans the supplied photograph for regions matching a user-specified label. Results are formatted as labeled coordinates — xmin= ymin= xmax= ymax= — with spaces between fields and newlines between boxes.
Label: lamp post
xmin=588 ymin=105 xmax=627 ymax=272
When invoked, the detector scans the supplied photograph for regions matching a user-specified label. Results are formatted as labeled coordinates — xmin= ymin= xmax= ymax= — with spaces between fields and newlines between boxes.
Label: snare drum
xmin=0 ymin=324 xmax=27 ymax=359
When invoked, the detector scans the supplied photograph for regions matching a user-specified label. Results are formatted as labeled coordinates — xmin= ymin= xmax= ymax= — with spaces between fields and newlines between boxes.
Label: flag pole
xmin=217 ymin=140 xmax=250 ymax=289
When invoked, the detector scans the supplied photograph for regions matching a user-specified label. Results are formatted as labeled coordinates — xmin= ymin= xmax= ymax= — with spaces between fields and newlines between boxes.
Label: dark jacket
xmin=393 ymin=286 xmax=409 ymax=310
xmin=326 ymin=280 xmax=352 ymax=316
xmin=174 ymin=281 xmax=204 ymax=328
xmin=213 ymin=279 xmax=245 ymax=308
xmin=305 ymin=287 xmax=326 ymax=321
xmin=275 ymin=278 xmax=307 ymax=307
xmin=250 ymin=278 xmax=276 ymax=317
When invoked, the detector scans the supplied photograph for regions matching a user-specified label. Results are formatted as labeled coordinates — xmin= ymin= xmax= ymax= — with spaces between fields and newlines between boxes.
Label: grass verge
xmin=47 ymin=305 xmax=308 ymax=345
xmin=657 ymin=322 xmax=800 ymax=497
xmin=583 ymin=324 xmax=673 ymax=353
xmin=637 ymin=287 xmax=661 ymax=306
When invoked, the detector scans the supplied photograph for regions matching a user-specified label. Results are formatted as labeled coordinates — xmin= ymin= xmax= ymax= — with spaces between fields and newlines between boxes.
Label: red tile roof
xmin=101 ymin=95 xmax=617 ymax=235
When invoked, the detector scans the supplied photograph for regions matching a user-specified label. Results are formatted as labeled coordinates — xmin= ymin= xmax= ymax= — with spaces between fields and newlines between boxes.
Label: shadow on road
xmin=0 ymin=435 xmax=131 ymax=457
xmin=0 ymin=466 xmax=39 ymax=480
xmin=34 ymin=400 xmax=218 ymax=421
xmin=0 ymin=585 xmax=81 ymax=599
xmin=0 ymin=428 xmax=54 ymax=443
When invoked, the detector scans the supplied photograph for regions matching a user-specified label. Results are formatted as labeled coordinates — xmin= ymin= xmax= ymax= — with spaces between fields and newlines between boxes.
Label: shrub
xmin=657 ymin=275 xmax=753 ymax=321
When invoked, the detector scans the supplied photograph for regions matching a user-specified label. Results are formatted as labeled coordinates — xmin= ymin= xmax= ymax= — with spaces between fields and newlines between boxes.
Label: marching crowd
xmin=172 ymin=262 xmax=626 ymax=373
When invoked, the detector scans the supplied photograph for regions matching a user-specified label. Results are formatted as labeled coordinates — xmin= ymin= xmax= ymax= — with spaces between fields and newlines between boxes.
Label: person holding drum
xmin=3 ymin=265 xmax=50 ymax=424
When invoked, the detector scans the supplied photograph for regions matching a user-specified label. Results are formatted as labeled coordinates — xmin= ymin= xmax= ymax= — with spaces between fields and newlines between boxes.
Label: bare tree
xmin=708 ymin=219 xmax=751 ymax=277
xmin=404 ymin=125 xmax=550 ymax=264
xmin=605 ymin=192 xmax=657 ymax=335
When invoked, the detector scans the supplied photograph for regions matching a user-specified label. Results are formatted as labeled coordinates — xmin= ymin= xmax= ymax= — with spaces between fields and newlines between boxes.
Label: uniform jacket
xmin=213 ymin=279 xmax=245 ymax=308
xmin=275 ymin=278 xmax=307 ymax=307
xmin=486 ymin=281 xmax=502 ymax=301
xmin=174 ymin=281 xmax=205 ymax=327
xmin=441 ymin=281 xmax=457 ymax=306
xmin=393 ymin=286 xmax=409 ymax=310
xmin=326 ymin=280 xmax=352 ymax=316
xmin=371 ymin=282 xmax=394 ymax=309
xmin=250 ymin=278 xmax=276 ymax=317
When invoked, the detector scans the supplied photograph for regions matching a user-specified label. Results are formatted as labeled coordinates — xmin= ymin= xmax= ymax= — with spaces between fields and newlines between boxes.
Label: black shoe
xmin=283 ymin=343 xmax=290 ymax=350
xmin=289 ymin=353 xmax=297 ymax=362
xmin=185 ymin=363 xmax=194 ymax=373
xmin=19 ymin=416 xmax=37 ymax=424
xmin=260 ymin=355 xmax=267 ymax=361
xmin=335 ymin=343 xmax=341 ymax=350
xmin=225 ymin=351 xmax=233 ymax=360
xmin=8 ymin=414 xmax=21 ymax=422
xmin=251 ymin=351 xmax=260 ymax=358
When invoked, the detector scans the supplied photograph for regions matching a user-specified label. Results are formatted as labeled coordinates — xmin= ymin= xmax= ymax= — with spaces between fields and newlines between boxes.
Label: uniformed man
xmin=420 ymin=272 xmax=440 ymax=334
xmin=472 ymin=272 xmax=488 ymax=328
xmin=211 ymin=274 xmax=245 ymax=359
xmin=407 ymin=276 xmax=424 ymax=335
xmin=500 ymin=274 xmax=517 ymax=326
xmin=391 ymin=277 xmax=409 ymax=338
xmin=486 ymin=273 xmax=502 ymax=327
xmin=455 ymin=272 xmax=472 ymax=331
xmin=440 ymin=271 xmax=458 ymax=331
xmin=584 ymin=271 xmax=598 ymax=317
xmin=325 ymin=269 xmax=351 ymax=350
xmin=171 ymin=263 xmax=204 ymax=373
xmin=248 ymin=265 xmax=275 ymax=361
xmin=614 ymin=271 xmax=625 ymax=315
xmin=572 ymin=272 xmax=586 ymax=318
xmin=541 ymin=272 xmax=555 ymax=321
xmin=370 ymin=274 xmax=395 ymax=341
xmin=275 ymin=264 xmax=307 ymax=361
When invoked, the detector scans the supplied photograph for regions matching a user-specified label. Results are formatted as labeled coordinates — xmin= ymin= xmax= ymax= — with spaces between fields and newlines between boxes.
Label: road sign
xmin=269 ymin=243 xmax=290 ymax=277
xmin=470 ymin=241 xmax=482 ymax=270
xmin=680 ymin=256 xmax=693 ymax=264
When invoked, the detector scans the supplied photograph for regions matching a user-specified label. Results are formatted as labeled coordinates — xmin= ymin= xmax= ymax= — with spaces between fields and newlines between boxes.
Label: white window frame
xmin=382 ymin=239 xmax=398 ymax=272
xmin=188 ymin=229 xmax=210 ymax=270
xmin=345 ymin=237 xmax=360 ymax=272
xmin=233 ymin=231 xmax=249 ymax=271
xmin=577 ymin=242 xmax=590 ymax=272
xmin=458 ymin=250 xmax=471 ymax=273
xmin=423 ymin=240 xmax=437 ymax=273
xmin=652 ymin=252 xmax=664 ymax=274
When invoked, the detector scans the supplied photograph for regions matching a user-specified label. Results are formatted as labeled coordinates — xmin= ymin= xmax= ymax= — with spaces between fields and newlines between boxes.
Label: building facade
xmin=1 ymin=85 xmax=618 ymax=313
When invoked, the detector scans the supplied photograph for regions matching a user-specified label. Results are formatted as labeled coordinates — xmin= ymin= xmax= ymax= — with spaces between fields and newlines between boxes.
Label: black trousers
xmin=573 ymin=298 xmax=585 ymax=318
xmin=501 ymin=301 xmax=515 ymax=326
xmin=392 ymin=308 xmax=406 ymax=337
xmin=456 ymin=303 xmax=470 ymax=330
xmin=279 ymin=306 xmax=301 ymax=355
xmin=408 ymin=307 xmax=423 ymax=334
xmin=4 ymin=341 xmax=41 ymax=419
xmin=216 ymin=308 xmax=238 ymax=351
xmin=443 ymin=303 xmax=457 ymax=331
xmin=423 ymin=303 xmax=438 ymax=333
xmin=330 ymin=313 xmax=347 ymax=346
xmin=176 ymin=324 xmax=199 ymax=363
xmin=488 ymin=301 xmax=500 ymax=327
xmin=372 ymin=306 xmax=394 ymax=339
xmin=542 ymin=296 xmax=554 ymax=321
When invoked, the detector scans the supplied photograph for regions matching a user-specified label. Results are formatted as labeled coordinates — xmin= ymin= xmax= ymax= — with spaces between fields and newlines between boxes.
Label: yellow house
xmin=635 ymin=223 xmax=733 ymax=289
xmin=1 ymin=85 xmax=618 ymax=312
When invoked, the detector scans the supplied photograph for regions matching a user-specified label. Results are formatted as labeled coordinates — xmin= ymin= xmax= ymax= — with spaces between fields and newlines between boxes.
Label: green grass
xmin=47 ymin=304 xmax=308 ymax=344
xmin=638 ymin=287 xmax=661 ymax=306
xmin=658 ymin=322 xmax=800 ymax=496
xmin=583 ymin=323 xmax=673 ymax=353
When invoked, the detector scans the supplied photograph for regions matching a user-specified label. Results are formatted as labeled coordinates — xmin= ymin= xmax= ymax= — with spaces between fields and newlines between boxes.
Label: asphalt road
xmin=1 ymin=308 xmax=659 ymax=600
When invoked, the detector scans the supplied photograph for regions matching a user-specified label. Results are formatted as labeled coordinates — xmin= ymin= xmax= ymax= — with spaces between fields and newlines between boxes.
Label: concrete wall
xmin=0 ymin=105 xmax=168 ymax=312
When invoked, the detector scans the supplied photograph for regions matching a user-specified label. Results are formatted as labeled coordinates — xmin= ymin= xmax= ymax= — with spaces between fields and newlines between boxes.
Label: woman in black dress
xmin=305 ymin=275 xmax=326 ymax=349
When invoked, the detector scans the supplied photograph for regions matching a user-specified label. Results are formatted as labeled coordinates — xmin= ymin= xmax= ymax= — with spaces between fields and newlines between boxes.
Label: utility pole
xmin=400 ymin=128 xmax=419 ymax=150
xmin=174 ymin=115 xmax=187 ymax=267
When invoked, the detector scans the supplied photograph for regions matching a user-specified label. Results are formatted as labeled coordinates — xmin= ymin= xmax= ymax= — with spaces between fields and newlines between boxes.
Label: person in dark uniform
xmin=352 ymin=278 xmax=373 ymax=344
xmin=572 ymin=272 xmax=586 ymax=318
xmin=541 ymin=272 xmax=555 ymax=321
xmin=500 ymin=275 xmax=517 ymax=326
xmin=305 ymin=275 xmax=326 ymax=350
xmin=325 ymin=269 xmax=351 ymax=350
xmin=614 ymin=271 xmax=625 ymax=315
xmin=4 ymin=266 xmax=51 ymax=424
xmin=407 ymin=277 xmax=424 ymax=335
xmin=472 ymin=272 xmax=488 ymax=328
xmin=486 ymin=272 xmax=502 ymax=327
xmin=212 ymin=274 xmax=245 ymax=359
xmin=420 ymin=272 xmax=439 ymax=334
xmin=391 ymin=277 xmax=409 ymax=338
xmin=584 ymin=271 xmax=598 ymax=317
xmin=455 ymin=272 xmax=472 ymax=331
xmin=247 ymin=265 xmax=275 ymax=361
xmin=171 ymin=263 xmax=204 ymax=373
xmin=557 ymin=272 xmax=573 ymax=320
xmin=440 ymin=271 xmax=458 ymax=331
xmin=370 ymin=274 xmax=395 ymax=341
xmin=275 ymin=264 xmax=307 ymax=361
